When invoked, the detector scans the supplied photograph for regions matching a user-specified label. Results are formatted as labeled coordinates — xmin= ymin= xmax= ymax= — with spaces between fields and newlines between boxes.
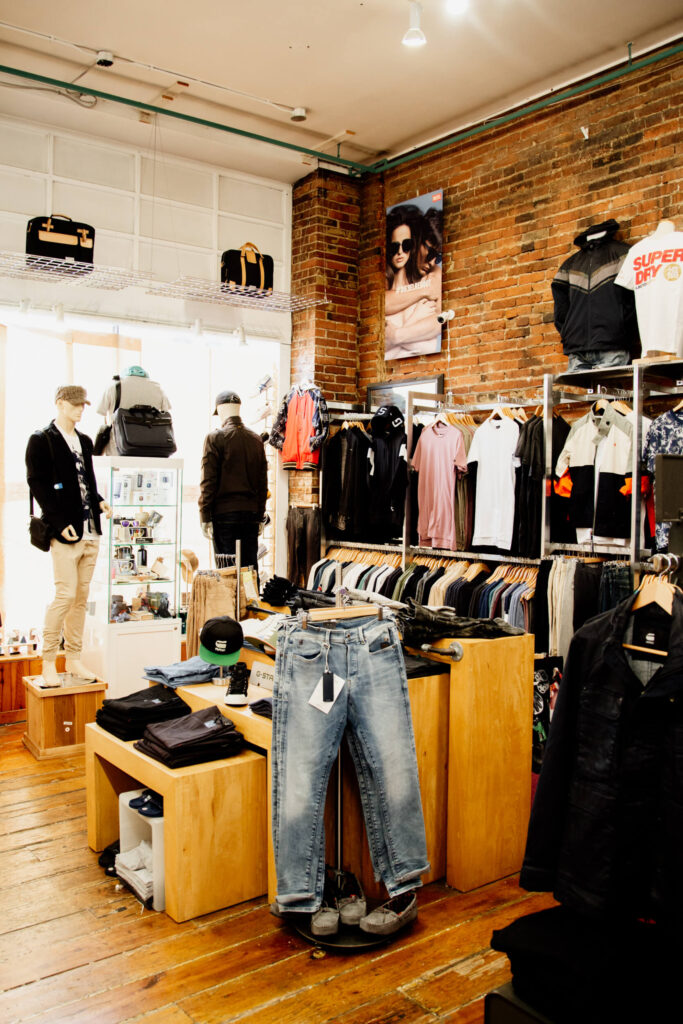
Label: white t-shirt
xmin=615 ymin=229 xmax=683 ymax=357
xmin=467 ymin=416 xmax=520 ymax=550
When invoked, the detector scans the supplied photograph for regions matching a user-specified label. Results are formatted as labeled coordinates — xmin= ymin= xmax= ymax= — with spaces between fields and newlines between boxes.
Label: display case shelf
xmin=0 ymin=250 xmax=152 ymax=291
xmin=146 ymin=276 xmax=327 ymax=313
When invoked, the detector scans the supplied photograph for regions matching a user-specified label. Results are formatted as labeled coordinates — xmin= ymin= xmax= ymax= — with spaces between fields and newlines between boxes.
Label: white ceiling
xmin=0 ymin=0 xmax=681 ymax=184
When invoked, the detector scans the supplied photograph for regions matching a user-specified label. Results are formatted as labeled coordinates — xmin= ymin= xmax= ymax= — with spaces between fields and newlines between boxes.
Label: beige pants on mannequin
xmin=42 ymin=537 xmax=100 ymax=662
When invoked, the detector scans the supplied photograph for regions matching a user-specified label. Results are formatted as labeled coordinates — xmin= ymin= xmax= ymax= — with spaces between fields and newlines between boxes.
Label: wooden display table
xmin=85 ymin=722 xmax=267 ymax=922
xmin=178 ymin=658 xmax=450 ymax=903
xmin=23 ymin=674 xmax=106 ymax=759
xmin=410 ymin=632 xmax=534 ymax=893
xmin=0 ymin=653 xmax=65 ymax=724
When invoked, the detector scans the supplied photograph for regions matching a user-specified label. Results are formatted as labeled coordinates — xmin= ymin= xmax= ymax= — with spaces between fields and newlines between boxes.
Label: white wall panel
xmin=93 ymin=233 xmax=136 ymax=270
xmin=218 ymin=176 xmax=285 ymax=224
xmin=0 ymin=170 xmax=46 ymax=215
xmin=52 ymin=181 xmax=136 ymax=234
xmin=139 ymin=241 xmax=217 ymax=283
xmin=0 ymin=124 xmax=48 ymax=172
xmin=53 ymin=137 xmax=136 ymax=192
xmin=141 ymin=157 xmax=213 ymax=208
xmin=140 ymin=198 xmax=213 ymax=248
xmin=0 ymin=212 xmax=28 ymax=252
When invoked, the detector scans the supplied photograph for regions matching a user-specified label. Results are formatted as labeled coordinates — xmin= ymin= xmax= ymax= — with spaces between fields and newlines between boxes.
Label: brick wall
xmin=362 ymin=49 xmax=683 ymax=400
xmin=287 ymin=49 xmax=682 ymax=505
xmin=290 ymin=49 xmax=682 ymax=412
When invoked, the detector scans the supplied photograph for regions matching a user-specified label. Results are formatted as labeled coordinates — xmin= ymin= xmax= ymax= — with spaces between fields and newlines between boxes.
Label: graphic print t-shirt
xmin=615 ymin=229 xmax=683 ymax=357
xmin=56 ymin=425 xmax=94 ymax=536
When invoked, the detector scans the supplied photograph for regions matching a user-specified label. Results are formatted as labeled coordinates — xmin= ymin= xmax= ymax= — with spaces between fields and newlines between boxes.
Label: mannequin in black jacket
xmin=25 ymin=385 xmax=111 ymax=687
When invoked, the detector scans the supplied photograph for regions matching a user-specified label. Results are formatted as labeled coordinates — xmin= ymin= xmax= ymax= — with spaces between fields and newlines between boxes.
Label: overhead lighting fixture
xmin=238 ymin=325 xmax=248 ymax=347
xmin=446 ymin=0 xmax=469 ymax=15
xmin=402 ymin=1 xmax=427 ymax=47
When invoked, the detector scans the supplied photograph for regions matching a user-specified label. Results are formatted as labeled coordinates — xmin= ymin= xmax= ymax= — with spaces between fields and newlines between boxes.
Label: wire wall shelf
xmin=145 ymin=277 xmax=327 ymax=313
xmin=0 ymin=251 xmax=152 ymax=291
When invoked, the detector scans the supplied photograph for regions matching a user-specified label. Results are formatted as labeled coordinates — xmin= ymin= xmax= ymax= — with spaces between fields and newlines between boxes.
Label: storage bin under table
xmin=85 ymin=722 xmax=267 ymax=922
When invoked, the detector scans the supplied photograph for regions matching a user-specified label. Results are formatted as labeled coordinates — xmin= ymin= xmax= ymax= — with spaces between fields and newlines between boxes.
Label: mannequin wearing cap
xmin=96 ymin=365 xmax=171 ymax=456
xmin=199 ymin=391 xmax=267 ymax=581
xmin=25 ymin=386 xmax=112 ymax=687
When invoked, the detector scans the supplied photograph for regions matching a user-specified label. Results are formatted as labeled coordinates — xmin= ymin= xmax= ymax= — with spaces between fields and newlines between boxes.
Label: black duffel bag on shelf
xmin=26 ymin=214 xmax=95 ymax=266
xmin=113 ymin=405 xmax=177 ymax=458
xmin=221 ymin=241 xmax=273 ymax=293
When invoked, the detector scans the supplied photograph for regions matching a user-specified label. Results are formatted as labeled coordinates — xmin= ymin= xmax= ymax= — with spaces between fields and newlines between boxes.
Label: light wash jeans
xmin=271 ymin=613 xmax=429 ymax=914
xmin=566 ymin=349 xmax=630 ymax=372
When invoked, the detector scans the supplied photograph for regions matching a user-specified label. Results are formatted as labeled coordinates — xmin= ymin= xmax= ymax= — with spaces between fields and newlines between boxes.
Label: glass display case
xmin=84 ymin=457 xmax=184 ymax=699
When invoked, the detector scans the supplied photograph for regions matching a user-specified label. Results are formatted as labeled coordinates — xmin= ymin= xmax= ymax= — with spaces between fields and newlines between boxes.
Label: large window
xmin=0 ymin=316 xmax=280 ymax=638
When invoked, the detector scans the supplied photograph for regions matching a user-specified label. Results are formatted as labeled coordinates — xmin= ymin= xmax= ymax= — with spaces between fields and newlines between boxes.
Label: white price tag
xmin=308 ymin=674 xmax=345 ymax=714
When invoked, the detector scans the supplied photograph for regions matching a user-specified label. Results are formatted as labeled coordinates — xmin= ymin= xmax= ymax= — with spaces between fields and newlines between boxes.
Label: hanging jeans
xmin=271 ymin=613 xmax=429 ymax=913
xmin=286 ymin=506 xmax=321 ymax=587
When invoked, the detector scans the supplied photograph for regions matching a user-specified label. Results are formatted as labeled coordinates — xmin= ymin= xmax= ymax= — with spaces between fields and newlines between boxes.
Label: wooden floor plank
xmin=0 ymin=721 xmax=544 ymax=1024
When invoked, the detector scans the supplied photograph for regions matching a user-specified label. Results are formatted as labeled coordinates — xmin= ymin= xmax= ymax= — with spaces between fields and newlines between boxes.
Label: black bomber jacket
xmin=551 ymin=218 xmax=639 ymax=355
xmin=520 ymin=593 xmax=683 ymax=925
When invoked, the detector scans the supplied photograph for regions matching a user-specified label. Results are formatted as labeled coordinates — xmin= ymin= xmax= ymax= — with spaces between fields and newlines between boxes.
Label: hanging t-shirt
xmin=412 ymin=422 xmax=467 ymax=550
xmin=467 ymin=416 xmax=520 ymax=551
xmin=615 ymin=229 xmax=683 ymax=357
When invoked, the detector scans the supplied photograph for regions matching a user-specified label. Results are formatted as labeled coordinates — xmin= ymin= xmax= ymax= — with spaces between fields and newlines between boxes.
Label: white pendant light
xmin=402 ymin=1 xmax=426 ymax=47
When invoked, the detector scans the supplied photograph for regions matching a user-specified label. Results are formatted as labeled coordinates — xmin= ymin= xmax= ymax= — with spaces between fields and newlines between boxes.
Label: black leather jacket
xmin=520 ymin=593 xmax=683 ymax=925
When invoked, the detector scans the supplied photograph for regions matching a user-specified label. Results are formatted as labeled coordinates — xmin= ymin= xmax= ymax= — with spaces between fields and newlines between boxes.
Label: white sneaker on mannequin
xmin=65 ymin=659 xmax=97 ymax=682
xmin=41 ymin=661 xmax=61 ymax=688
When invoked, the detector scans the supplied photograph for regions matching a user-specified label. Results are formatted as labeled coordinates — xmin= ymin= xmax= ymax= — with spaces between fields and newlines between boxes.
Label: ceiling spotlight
xmin=291 ymin=107 xmax=307 ymax=122
xmin=402 ymin=1 xmax=427 ymax=47
xmin=238 ymin=325 xmax=248 ymax=347
xmin=446 ymin=0 xmax=469 ymax=14
xmin=95 ymin=50 xmax=115 ymax=67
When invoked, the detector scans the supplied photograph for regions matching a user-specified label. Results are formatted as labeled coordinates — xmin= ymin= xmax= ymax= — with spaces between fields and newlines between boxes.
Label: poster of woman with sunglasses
xmin=385 ymin=190 xmax=443 ymax=360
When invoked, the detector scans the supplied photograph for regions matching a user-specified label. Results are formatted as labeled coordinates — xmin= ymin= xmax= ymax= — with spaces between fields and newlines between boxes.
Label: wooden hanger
xmin=300 ymin=604 xmax=384 ymax=627
xmin=623 ymin=574 xmax=677 ymax=658
xmin=674 ymin=398 xmax=683 ymax=412
xmin=611 ymin=400 xmax=632 ymax=416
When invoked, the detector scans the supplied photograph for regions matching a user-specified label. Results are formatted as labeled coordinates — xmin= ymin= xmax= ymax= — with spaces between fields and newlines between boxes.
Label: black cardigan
xmin=25 ymin=420 xmax=104 ymax=543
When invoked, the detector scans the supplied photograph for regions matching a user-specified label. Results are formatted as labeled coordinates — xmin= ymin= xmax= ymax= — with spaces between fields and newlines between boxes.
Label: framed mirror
xmin=366 ymin=374 xmax=444 ymax=414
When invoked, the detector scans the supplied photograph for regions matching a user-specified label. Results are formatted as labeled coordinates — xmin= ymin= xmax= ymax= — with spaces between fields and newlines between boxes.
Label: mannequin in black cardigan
xmin=25 ymin=385 xmax=112 ymax=687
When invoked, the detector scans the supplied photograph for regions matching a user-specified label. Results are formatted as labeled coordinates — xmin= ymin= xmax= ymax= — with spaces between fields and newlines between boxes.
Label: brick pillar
xmin=288 ymin=168 xmax=362 ymax=506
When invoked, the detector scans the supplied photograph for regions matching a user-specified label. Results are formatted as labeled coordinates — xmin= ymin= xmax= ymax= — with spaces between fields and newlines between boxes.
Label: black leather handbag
xmin=26 ymin=214 xmax=95 ymax=265
xmin=113 ymin=406 xmax=177 ymax=458
xmin=221 ymin=242 xmax=273 ymax=293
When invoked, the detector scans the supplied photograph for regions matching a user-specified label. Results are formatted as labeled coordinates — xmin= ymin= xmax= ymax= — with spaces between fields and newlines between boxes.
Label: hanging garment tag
xmin=309 ymin=674 xmax=345 ymax=714
xmin=322 ymin=670 xmax=334 ymax=702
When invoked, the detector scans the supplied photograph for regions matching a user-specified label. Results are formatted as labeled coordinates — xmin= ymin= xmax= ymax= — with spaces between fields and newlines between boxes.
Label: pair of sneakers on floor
xmin=310 ymin=867 xmax=418 ymax=937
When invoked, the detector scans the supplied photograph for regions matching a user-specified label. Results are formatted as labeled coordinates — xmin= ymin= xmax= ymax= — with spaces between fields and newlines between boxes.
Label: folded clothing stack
xmin=248 ymin=697 xmax=273 ymax=719
xmin=134 ymin=706 xmax=244 ymax=767
xmin=96 ymin=684 xmax=191 ymax=740
xmin=115 ymin=840 xmax=154 ymax=902
xmin=144 ymin=655 xmax=225 ymax=688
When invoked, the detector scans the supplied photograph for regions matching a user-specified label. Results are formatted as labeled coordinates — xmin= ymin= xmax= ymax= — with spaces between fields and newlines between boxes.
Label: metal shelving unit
xmin=146 ymin=276 xmax=327 ymax=313
xmin=542 ymin=360 xmax=683 ymax=568
xmin=0 ymin=250 xmax=151 ymax=291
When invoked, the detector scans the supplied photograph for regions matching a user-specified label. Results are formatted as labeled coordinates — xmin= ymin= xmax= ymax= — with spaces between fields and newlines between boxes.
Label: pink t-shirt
xmin=412 ymin=423 xmax=467 ymax=549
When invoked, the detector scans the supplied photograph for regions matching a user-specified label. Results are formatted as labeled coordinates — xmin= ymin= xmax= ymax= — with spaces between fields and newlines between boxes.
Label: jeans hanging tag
xmin=322 ymin=670 xmax=334 ymax=702
xmin=309 ymin=674 xmax=345 ymax=714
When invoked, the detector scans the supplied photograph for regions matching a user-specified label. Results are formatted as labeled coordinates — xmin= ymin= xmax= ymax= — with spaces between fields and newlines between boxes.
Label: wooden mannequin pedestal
xmin=23 ymin=674 xmax=107 ymax=759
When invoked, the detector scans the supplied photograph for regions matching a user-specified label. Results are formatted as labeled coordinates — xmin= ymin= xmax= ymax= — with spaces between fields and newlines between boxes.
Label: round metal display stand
xmin=292 ymin=918 xmax=394 ymax=953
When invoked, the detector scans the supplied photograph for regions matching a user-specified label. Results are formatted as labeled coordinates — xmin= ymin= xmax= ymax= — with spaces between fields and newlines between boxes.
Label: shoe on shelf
xmin=138 ymin=793 xmax=164 ymax=817
xmin=359 ymin=890 xmax=418 ymax=936
xmin=129 ymin=789 xmax=160 ymax=810
xmin=336 ymin=870 xmax=367 ymax=926
xmin=65 ymin=659 xmax=97 ymax=682
xmin=40 ymin=661 xmax=61 ymax=688
xmin=224 ymin=661 xmax=250 ymax=706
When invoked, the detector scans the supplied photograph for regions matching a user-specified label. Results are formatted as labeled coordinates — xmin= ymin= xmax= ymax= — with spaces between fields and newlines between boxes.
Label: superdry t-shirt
xmin=615 ymin=229 xmax=683 ymax=357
